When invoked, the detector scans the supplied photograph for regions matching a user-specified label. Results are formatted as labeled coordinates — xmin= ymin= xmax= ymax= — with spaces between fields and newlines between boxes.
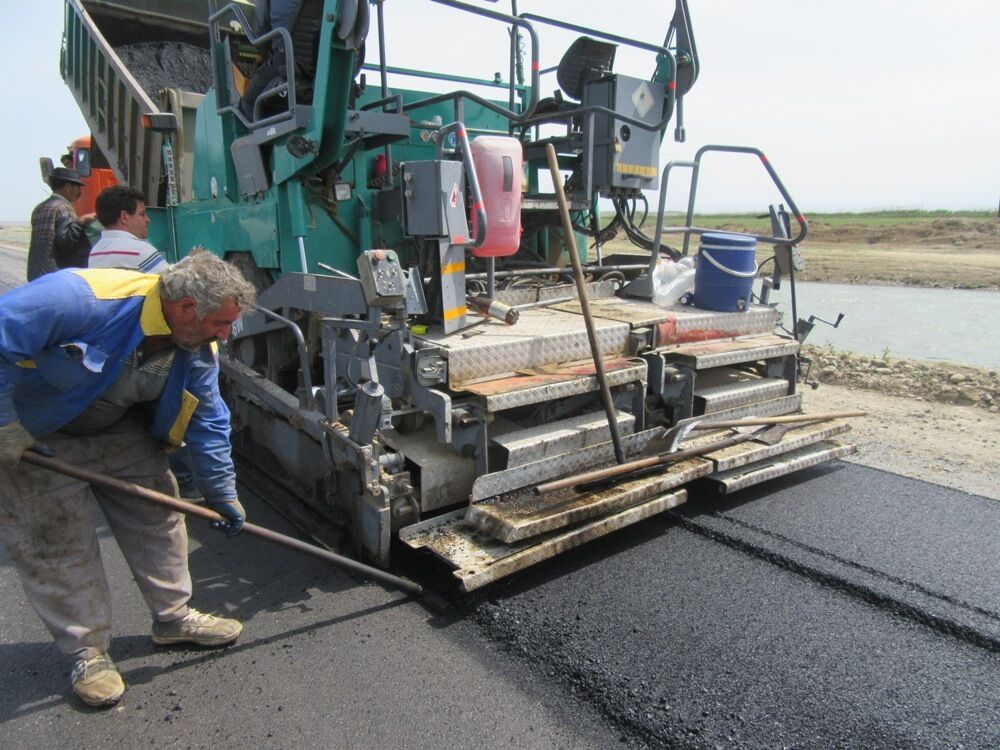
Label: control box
xmin=401 ymin=160 xmax=470 ymax=243
xmin=357 ymin=248 xmax=406 ymax=306
xmin=584 ymin=73 xmax=666 ymax=194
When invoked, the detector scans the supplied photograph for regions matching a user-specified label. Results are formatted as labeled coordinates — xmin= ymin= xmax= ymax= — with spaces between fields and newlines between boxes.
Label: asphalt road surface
xmin=0 ymin=244 xmax=27 ymax=290
xmin=1 ymin=249 xmax=998 ymax=749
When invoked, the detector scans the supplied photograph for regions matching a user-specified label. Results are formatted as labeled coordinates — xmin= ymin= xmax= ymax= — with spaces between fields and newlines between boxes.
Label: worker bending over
xmin=0 ymin=252 xmax=256 ymax=708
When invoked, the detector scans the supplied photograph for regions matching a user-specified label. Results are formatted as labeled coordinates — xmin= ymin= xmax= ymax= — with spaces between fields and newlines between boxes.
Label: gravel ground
xmin=801 ymin=345 xmax=1000 ymax=500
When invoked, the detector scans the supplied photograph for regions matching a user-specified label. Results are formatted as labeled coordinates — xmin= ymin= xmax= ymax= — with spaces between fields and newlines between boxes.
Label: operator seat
xmin=523 ymin=36 xmax=618 ymax=135
xmin=557 ymin=36 xmax=617 ymax=102
xmin=239 ymin=0 xmax=324 ymax=123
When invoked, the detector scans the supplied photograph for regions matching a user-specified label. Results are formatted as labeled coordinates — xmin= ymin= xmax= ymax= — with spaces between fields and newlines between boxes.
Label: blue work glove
xmin=207 ymin=498 xmax=246 ymax=538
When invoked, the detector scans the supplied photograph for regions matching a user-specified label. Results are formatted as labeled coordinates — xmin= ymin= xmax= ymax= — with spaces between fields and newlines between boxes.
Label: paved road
xmin=1 ymin=248 xmax=997 ymax=749
xmin=462 ymin=464 xmax=1000 ymax=749
xmin=0 ymin=244 xmax=27 ymax=290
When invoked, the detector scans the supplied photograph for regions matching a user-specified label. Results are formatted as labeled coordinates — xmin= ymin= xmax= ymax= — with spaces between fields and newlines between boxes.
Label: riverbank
xmin=803 ymin=345 xmax=1000 ymax=411
xmin=0 ymin=223 xmax=29 ymax=248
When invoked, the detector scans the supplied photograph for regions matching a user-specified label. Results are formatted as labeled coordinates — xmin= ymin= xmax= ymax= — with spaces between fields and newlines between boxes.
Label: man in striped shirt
xmin=88 ymin=186 xmax=168 ymax=274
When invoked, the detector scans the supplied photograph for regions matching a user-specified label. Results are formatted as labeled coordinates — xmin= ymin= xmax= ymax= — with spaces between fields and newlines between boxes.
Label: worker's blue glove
xmin=207 ymin=498 xmax=246 ymax=538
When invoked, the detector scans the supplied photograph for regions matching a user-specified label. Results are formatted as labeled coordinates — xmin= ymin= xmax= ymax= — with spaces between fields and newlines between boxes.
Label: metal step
xmin=472 ymin=427 xmax=665 ymax=502
xmin=702 ymin=421 xmax=852 ymax=472
xmin=417 ymin=307 xmax=630 ymax=387
xmin=491 ymin=411 xmax=636 ymax=468
xmin=466 ymin=458 xmax=710 ymax=543
xmin=687 ymin=393 xmax=803 ymax=425
xmin=694 ymin=377 xmax=790 ymax=414
xmin=459 ymin=358 xmax=647 ymax=413
xmin=707 ymin=440 xmax=857 ymax=494
xmin=400 ymin=490 xmax=687 ymax=592
xmin=663 ymin=334 xmax=799 ymax=370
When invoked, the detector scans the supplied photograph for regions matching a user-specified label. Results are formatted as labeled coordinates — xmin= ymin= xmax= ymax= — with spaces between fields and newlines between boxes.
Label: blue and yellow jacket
xmin=0 ymin=268 xmax=237 ymax=502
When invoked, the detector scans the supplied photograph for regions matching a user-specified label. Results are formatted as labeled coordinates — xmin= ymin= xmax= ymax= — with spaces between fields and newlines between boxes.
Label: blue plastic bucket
xmin=693 ymin=232 xmax=758 ymax=312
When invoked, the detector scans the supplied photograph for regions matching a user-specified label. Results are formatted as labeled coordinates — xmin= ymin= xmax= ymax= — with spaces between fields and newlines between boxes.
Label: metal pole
xmin=545 ymin=144 xmax=625 ymax=465
xmin=297 ymin=235 xmax=308 ymax=273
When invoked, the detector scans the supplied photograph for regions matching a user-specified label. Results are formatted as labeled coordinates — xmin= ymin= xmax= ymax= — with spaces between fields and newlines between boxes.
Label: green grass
xmin=615 ymin=209 xmax=997 ymax=232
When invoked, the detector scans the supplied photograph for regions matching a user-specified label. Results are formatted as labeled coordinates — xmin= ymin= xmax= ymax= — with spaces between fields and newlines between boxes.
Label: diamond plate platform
xmin=417 ymin=307 xmax=631 ymax=385
xmin=695 ymin=377 xmax=791 ymax=413
xmin=552 ymin=299 xmax=779 ymax=346
xmin=663 ymin=334 xmax=800 ymax=369
xmin=460 ymin=358 xmax=646 ymax=412
xmin=471 ymin=427 xmax=665 ymax=502
xmin=708 ymin=440 xmax=857 ymax=493
xmin=703 ymin=420 xmax=852 ymax=472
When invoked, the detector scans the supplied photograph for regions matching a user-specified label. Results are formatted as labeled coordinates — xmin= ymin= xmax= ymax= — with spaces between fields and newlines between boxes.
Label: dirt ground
xmin=803 ymin=379 xmax=1000 ymax=501
xmin=711 ymin=217 xmax=1000 ymax=289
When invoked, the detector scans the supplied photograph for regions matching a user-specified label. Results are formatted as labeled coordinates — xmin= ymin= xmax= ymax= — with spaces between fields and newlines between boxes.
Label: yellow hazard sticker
xmin=614 ymin=162 xmax=657 ymax=178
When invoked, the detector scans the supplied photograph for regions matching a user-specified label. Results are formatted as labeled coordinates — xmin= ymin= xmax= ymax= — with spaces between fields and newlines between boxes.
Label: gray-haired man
xmin=0 ymin=252 xmax=256 ymax=708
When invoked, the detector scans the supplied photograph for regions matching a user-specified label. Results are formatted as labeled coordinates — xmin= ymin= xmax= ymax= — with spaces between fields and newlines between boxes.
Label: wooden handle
xmin=693 ymin=410 xmax=866 ymax=429
xmin=533 ymin=429 xmax=761 ymax=495
xmin=20 ymin=452 xmax=427 ymax=597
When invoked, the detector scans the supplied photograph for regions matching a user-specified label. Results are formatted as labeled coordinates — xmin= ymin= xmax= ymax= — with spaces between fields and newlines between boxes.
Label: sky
xmin=2 ymin=0 xmax=998 ymax=221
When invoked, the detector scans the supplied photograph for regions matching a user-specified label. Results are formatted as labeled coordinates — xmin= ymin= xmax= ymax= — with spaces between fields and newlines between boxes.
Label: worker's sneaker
xmin=71 ymin=653 xmax=125 ymax=708
xmin=151 ymin=608 xmax=242 ymax=647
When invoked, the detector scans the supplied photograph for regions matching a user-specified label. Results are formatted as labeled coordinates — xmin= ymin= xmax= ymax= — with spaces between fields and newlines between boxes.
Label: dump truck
xmin=60 ymin=0 xmax=855 ymax=590
xmin=39 ymin=135 xmax=118 ymax=217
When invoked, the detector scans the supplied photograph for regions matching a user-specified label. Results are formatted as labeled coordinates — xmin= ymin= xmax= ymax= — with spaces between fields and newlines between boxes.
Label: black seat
xmin=556 ymin=36 xmax=617 ymax=102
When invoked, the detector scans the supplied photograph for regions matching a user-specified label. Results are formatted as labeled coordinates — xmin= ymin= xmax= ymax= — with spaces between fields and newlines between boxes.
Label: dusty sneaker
xmin=71 ymin=653 xmax=125 ymax=707
xmin=151 ymin=608 xmax=242 ymax=647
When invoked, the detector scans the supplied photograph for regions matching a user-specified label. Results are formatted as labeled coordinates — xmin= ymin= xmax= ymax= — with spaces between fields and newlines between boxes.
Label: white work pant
xmin=0 ymin=411 xmax=192 ymax=660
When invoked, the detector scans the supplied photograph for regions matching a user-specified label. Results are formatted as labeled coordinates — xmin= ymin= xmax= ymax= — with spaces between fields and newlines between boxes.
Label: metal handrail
xmin=248 ymin=304 xmax=315 ymax=411
xmin=434 ymin=121 xmax=488 ymax=248
xmin=403 ymin=1 xmax=679 ymax=135
xmin=402 ymin=0 xmax=542 ymax=123
xmin=208 ymin=2 xmax=300 ymax=130
xmin=651 ymin=144 xmax=808 ymax=258
xmin=625 ymin=145 xmax=808 ymax=299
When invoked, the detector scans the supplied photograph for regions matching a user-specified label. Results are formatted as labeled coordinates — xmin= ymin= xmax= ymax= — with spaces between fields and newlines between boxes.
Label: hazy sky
xmin=2 ymin=1 xmax=998 ymax=220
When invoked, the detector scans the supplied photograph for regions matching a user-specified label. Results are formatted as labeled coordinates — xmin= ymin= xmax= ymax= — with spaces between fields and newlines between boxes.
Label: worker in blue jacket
xmin=0 ymin=252 xmax=256 ymax=709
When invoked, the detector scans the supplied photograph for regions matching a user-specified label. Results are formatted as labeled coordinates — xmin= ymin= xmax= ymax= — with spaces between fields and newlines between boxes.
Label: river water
xmin=768 ymin=281 xmax=1000 ymax=368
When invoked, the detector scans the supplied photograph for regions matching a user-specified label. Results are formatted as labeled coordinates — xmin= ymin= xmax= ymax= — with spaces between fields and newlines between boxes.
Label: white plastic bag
xmin=652 ymin=256 xmax=696 ymax=307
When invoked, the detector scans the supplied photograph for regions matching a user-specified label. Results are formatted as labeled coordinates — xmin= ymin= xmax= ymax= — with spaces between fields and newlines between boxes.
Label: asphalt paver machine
xmin=61 ymin=0 xmax=855 ymax=589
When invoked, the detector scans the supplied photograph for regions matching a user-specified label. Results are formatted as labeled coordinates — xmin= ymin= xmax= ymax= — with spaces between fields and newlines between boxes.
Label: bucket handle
xmin=700 ymin=250 xmax=759 ymax=279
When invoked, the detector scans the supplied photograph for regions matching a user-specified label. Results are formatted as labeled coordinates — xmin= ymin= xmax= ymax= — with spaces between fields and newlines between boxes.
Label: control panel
xmin=357 ymin=249 xmax=406 ymax=306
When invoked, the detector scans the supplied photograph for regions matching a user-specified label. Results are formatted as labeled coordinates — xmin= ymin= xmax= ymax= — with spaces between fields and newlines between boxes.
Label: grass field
xmin=600 ymin=210 xmax=1000 ymax=289
xmin=678 ymin=209 xmax=995 ymax=230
